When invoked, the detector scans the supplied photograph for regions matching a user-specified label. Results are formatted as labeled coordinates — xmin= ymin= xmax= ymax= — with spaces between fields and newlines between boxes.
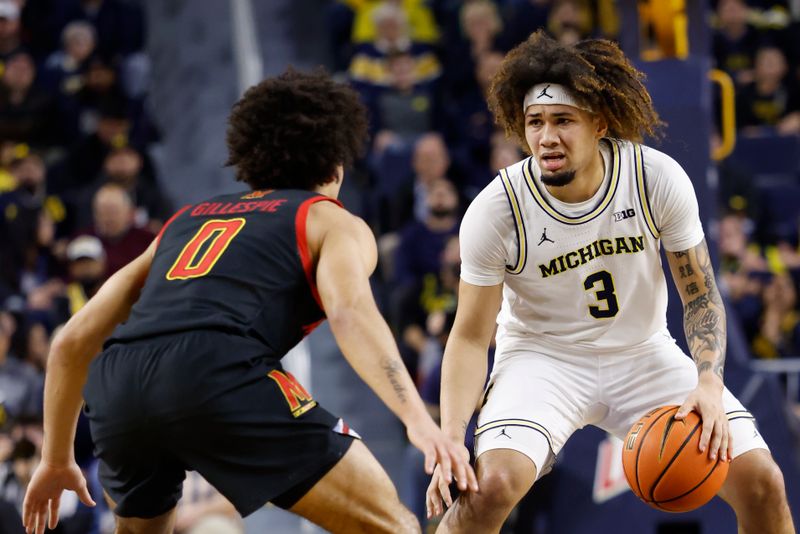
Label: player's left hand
xmin=675 ymin=376 xmax=732 ymax=463
xmin=22 ymin=460 xmax=96 ymax=534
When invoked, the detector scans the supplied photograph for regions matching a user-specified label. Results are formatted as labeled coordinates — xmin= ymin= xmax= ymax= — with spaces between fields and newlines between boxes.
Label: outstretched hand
xmin=22 ymin=461 xmax=96 ymax=534
xmin=674 ymin=379 xmax=732 ymax=463
xmin=406 ymin=418 xmax=478 ymax=510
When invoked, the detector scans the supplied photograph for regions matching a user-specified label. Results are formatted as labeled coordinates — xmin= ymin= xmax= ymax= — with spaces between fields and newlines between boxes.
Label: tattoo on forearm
xmin=381 ymin=358 xmax=408 ymax=403
xmin=675 ymin=242 xmax=727 ymax=381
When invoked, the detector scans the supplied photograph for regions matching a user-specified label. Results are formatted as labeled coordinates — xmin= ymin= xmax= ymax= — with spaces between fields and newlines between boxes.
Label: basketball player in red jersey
xmin=22 ymin=69 xmax=477 ymax=534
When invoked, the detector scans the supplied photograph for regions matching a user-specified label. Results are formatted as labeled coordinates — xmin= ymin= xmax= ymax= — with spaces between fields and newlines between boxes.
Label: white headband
xmin=523 ymin=83 xmax=593 ymax=112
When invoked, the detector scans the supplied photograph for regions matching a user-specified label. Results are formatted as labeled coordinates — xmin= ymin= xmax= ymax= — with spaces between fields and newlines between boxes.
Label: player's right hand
xmin=22 ymin=460 xmax=96 ymax=534
xmin=406 ymin=419 xmax=478 ymax=498
xmin=426 ymin=460 xmax=456 ymax=518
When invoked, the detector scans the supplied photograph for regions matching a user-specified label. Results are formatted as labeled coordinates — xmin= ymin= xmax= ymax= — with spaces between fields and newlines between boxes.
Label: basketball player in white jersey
xmin=426 ymin=31 xmax=795 ymax=533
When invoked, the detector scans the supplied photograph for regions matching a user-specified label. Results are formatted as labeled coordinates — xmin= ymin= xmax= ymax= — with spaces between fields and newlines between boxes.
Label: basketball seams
xmin=647 ymin=418 xmax=701 ymax=503
xmin=655 ymin=457 xmax=724 ymax=507
xmin=632 ymin=406 xmax=675 ymax=502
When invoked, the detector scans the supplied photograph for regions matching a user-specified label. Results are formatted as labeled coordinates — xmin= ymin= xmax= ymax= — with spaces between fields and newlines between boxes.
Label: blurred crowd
xmin=0 ymin=0 xmax=799 ymax=532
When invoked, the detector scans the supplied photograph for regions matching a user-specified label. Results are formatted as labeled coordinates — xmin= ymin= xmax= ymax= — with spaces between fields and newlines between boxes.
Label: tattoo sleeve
xmin=671 ymin=240 xmax=726 ymax=381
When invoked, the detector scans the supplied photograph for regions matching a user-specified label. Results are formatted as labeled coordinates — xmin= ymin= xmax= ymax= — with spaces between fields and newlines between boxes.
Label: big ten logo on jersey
xmin=268 ymin=369 xmax=317 ymax=417
xmin=613 ymin=208 xmax=636 ymax=222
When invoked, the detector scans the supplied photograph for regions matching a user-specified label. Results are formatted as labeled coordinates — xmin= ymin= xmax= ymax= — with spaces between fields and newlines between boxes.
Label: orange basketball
xmin=622 ymin=405 xmax=729 ymax=512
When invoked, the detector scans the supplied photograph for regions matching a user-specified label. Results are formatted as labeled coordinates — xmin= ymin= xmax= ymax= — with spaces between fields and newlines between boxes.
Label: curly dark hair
xmin=226 ymin=68 xmax=369 ymax=190
xmin=489 ymin=30 xmax=664 ymax=151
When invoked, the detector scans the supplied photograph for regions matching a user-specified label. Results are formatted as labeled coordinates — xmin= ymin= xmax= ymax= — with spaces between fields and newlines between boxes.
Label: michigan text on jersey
xmin=538 ymin=235 xmax=645 ymax=278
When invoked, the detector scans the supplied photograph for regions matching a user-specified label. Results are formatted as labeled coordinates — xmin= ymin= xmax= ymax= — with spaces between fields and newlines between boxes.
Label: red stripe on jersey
xmin=295 ymin=196 xmax=344 ymax=310
xmin=156 ymin=205 xmax=192 ymax=247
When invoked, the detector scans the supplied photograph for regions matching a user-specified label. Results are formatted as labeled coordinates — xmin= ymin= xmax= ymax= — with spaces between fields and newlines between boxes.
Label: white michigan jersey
xmin=459 ymin=138 xmax=705 ymax=353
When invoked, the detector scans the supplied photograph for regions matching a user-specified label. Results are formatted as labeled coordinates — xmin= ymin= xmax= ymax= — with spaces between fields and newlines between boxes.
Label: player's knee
xmin=386 ymin=506 xmax=421 ymax=534
xmin=475 ymin=468 xmax=530 ymax=510
xmin=746 ymin=460 xmax=787 ymax=508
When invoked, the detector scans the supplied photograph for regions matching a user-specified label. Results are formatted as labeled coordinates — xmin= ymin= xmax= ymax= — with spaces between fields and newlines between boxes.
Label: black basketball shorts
xmin=83 ymin=331 xmax=357 ymax=518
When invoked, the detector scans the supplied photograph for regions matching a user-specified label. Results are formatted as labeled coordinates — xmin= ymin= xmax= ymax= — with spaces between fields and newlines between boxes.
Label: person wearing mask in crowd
xmin=64 ymin=235 xmax=106 ymax=316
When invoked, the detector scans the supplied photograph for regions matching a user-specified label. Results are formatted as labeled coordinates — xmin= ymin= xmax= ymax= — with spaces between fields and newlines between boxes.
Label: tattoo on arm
xmin=673 ymin=242 xmax=727 ymax=381
xmin=381 ymin=358 xmax=408 ymax=403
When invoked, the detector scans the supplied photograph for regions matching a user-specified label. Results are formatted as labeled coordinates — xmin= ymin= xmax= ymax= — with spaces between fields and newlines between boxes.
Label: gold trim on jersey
xmin=521 ymin=139 xmax=621 ymax=225
xmin=475 ymin=418 xmax=554 ymax=449
xmin=500 ymin=169 xmax=527 ymax=274
xmin=726 ymin=409 xmax=755 ymax=421
xmin=634 ymin=143 xmax=660 ymax=239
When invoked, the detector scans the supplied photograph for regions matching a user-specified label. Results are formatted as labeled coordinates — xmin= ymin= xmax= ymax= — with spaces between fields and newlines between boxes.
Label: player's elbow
xmin=325 ymin=293 xmax=376 ymax=331
xmin=47 ymin=329 xmax=91 ymax=370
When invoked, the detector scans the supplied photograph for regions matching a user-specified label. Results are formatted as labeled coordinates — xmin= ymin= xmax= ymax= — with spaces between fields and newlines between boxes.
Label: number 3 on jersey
xmin=166 ymin=218 xmax=246 ymax=280
xmin=583 ymin=270 xmax=619 ymax=319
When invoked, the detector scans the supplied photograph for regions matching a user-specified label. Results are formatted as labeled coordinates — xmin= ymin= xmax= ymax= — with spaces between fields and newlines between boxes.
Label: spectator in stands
xmin=398 ymin=234 xmax=461 ymax=384
xmin=65 ymin=94 xmax=157 ymax=191
xmin=349 ymin=2 xmax=441 ymax=93
xmin=41 ymin=21 xmax=98 ymax=139
xmin=718 ymin=213 xmax=768 ymax=340
xmin=175 ymin=472 xmax=243 ymax=534
xmin=445 ymin=51 xmax=504 ymax=192
xmin=391 ymin=178 xmax=460 ymax=347
xmin=0 ymin=1 xmax=23 ymax=66
xmin=0 ymin=154 xmax=63 ymax=303
xmin=442 ymin=0 xmax=504 ymax=102
xmin=15 ymin=318 xmax=48 ymax=376
xmin=736 ymin=45 xmax=800 ymax=135
xmin=366 ymin=50 xmax=440 ymax=146
xmin=94 ymin=146 xmax=171 ymax=232
xmin=752 ymin=272 xmax=800 ymax=358
xmin=62 ymin=234 xmax=106 ymax=317
xmin=0 ymin=51 xmax=59 ymax=147
xmin=346 ymin=0 xmax=440 ymax=46
xmin=490 ymin=132 xmax=524 ymax=176
xmin=82 ymin=183 xmax=154 ymax=277
xmin=0 ymin=314 xmax=41 ymax=422
xmin=501 ymin=0 xmax=551 ymax=51
xmin=392 ymin=132 xmax=452 ymax=231
xmin=51 ymin=0 xmax=145 ymax=65
xmin=547 ymin=0 xmax=591 ymax=45
xmin=713 ymin=0 xmax=762 ymax=86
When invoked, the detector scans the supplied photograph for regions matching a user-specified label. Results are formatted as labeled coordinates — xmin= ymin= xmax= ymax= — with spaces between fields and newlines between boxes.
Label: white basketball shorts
xmin=474 ymin=332 xmax=769 ymax=480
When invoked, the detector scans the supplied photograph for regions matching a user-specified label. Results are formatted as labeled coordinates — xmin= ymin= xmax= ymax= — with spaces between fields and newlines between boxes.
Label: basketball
xmin=622 ymin=405 xmax=730 ymax=512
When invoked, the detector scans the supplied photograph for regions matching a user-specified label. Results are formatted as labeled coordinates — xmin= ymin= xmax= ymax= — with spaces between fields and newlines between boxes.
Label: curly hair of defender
xmin=488 ymin=30 xmax=664 ymax=151
xmin=226 ymin=68 xmax=369 ymax=190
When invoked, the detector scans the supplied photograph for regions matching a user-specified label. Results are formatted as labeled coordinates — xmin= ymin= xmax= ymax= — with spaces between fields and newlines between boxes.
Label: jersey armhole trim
xmin=295 ymin=196 xmax=345 ymax=311
xmin=500 ymin=169 xmax=527 ymax=275
xmin=155 ymin=205 xmax=192 ymax=247
xmin=634 ymin=144 xmax=660 ymax=239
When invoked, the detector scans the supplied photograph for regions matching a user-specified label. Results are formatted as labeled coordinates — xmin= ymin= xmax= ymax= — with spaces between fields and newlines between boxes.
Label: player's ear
xmin=593 ymin=113 xmax=608 ymax=138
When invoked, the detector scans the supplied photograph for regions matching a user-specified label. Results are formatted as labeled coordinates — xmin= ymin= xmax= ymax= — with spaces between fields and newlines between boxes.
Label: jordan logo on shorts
xmin=538 ymin=228 xmax=554 ymax=246
xmin=496 ymin=427 xmax=512 ymax=439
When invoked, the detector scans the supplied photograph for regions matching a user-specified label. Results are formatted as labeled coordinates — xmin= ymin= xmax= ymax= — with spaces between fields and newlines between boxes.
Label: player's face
xmin=524 ymin=104 xmax=605 ymax=187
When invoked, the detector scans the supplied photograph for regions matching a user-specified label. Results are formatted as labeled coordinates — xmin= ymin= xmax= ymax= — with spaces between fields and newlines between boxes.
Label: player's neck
xmin=545 ymin=148 xmax=605 ymax=204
